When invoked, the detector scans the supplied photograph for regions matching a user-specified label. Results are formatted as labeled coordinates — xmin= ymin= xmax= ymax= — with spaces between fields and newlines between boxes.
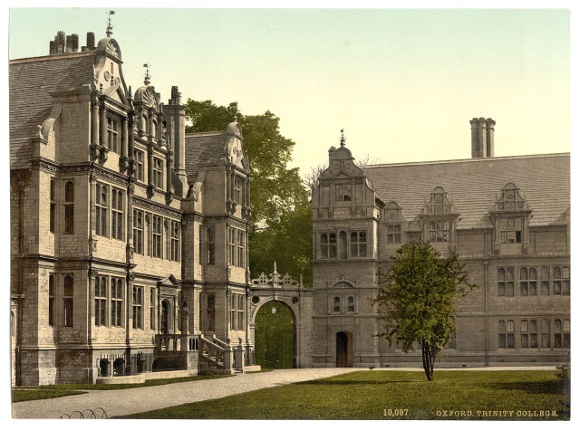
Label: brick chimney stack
xmin=470 ymin=117 xmax=495 ymax=158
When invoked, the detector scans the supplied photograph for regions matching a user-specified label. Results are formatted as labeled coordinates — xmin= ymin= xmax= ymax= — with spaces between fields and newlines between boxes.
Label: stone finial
xmin=340 ymin=129 xmax=346 ymax=147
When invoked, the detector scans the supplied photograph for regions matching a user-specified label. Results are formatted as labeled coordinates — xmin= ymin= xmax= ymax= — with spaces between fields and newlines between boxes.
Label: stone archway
xmin=254 ymin=300 xmax=295 ymax=369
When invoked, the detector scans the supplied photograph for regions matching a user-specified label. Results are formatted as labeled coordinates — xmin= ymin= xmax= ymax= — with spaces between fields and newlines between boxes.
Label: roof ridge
xmin=10 ymin=51 xmax=95 ymax=65
xmin=185 ymin=131 xmax=226 ymax=137
xmin=366 ymin=152 xmax=569 ymax=169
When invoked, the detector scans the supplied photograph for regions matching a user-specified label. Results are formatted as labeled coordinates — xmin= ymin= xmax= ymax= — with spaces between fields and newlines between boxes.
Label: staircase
xmin=199 ymin=335 xmax=235 ymax=375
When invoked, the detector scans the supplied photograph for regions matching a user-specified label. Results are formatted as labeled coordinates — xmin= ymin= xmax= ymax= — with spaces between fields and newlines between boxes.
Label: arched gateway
xmin=248 ymin=263 xmax=310 ymax=369
xmin=254 ymin=300 xmax=295 ymax=368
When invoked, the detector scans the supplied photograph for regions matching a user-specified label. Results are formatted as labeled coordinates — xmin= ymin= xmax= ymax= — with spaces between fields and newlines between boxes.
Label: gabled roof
xmin=184 ymin=131 xmax=228 ymax=178
xmin=9 ymin=52 xmax=95 ymax=169
xmin=364 ymin=153 xmax=569 ymax=229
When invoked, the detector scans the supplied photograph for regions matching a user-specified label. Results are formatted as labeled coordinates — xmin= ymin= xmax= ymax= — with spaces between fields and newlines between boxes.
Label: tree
xmin=184 ymin=99 xmax=312 ymax=285
xmin=372 ymin=241 xmax=476 ymax=381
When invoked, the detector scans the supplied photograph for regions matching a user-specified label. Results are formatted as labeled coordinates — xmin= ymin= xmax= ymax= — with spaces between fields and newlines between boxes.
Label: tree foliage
xmin=184 ymin=99 xmax=312 ymax=285
xmin=372 ymin=241 xmax=476 ymax=381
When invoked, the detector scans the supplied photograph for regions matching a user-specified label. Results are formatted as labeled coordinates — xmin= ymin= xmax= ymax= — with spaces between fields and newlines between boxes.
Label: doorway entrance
xmin=255 ymin=301 xmax=295 ymax=369
xmin=336 ymin=331 xmax=353 ymax=367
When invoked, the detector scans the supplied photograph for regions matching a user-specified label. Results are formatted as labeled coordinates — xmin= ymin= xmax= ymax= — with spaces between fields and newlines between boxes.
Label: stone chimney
xmin=49 ymin=31 xmax=81 ymax=54
xmin=163 ymin=86 xmax=188 ymax=197
xmin=470 ymin=117 xmax=495 ymax=158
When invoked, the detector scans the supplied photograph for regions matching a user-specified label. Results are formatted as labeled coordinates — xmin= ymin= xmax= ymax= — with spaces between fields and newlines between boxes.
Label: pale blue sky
xmin=6 ymin=5 xmax=572 ymax=175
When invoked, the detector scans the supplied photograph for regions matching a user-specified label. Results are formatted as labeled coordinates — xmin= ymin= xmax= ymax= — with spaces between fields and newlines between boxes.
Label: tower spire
xmin=106 ymin=11 xmax=115 ymax=37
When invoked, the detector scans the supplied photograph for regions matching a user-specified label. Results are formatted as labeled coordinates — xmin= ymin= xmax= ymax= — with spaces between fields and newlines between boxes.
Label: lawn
xmin=12 ymin=374 xmax=230 ymax=403
xmin=119 ymin=370 xmax=569 ymax=420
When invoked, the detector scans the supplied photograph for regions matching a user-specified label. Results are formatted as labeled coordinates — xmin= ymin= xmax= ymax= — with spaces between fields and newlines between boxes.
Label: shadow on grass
xmin=481 ymin=380 xmax=566 ymax=395
xmin=294 ymin=380 xmax=419 ymax=386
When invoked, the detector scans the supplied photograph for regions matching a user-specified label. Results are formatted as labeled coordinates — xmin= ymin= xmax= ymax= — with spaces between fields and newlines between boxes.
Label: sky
xmin=5 ymin=2 xmax=573 ymax=176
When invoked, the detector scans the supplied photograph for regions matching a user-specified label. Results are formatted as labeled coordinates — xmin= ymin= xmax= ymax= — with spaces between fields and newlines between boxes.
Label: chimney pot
xmin=87 ymin=32 xmax=95 ymax=49
xmin=471 ymin=117 xmax=495 ymax=159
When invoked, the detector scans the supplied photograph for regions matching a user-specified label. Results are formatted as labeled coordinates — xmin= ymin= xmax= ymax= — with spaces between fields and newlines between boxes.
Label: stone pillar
xmin=100 ymin=99 xmax=107 ymax=148
xmin=90 ymin=92 xmax=100 ymax=161
xmin=126 ymin=181 xmax=135 ymax=263
xmin=147 ymin=142 xmax=154 ymax=197
xmin=234 ymin=338 xmax=245 ymax=372
xmin=165 ymin=149 xmax=173 ymax=204
xmin=120 ymin=116 xmax=128 ymax=172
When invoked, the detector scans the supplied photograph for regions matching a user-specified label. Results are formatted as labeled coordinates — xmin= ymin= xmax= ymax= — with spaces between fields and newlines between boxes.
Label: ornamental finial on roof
xmin=143 ymin=63 xmax=151 ymax=85
xmin=340 ymin=129 xmax=346 ymax=147
xmin=106 ymin=11 xmax=115 ymax=37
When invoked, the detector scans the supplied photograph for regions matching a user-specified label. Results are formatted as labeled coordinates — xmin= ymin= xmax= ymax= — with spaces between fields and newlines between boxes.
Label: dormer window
xmin=429 ymin=220 xmax=450 ymax=242
xmin=490 ymin=182 xmax=532 ymax=255
xmin=500 ymin=217 xmax=523 ymax=243
xmin=387 ymin=224 xmax=401 ymax=243
xmin=419 ymin=187 xmax=458 ymax=247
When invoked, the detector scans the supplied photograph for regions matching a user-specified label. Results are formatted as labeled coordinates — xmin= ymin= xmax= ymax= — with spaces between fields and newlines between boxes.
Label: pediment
xmin=158 ymin=274 xmax=180 ymax=288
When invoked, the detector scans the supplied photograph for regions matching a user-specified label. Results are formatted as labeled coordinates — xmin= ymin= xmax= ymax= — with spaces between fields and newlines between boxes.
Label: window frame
xmin=320 ymin=232 xmax=337 ymax=259
xmin=50 ymin=178 xmax=56 ymax=233
xmin=133 ymin=149 xmax=145 ymax=182
xmin=152 ymin=157 xmax=164 ymax=189
xmin=498 ymin=267 xmax=515 ymax=297
xmin=48 ymin=274 xmax=55 ymax=326
xmin=111 ymin=277 xmax=123 ymax=327
xmin=63 ymin=275 xmax=74 ymax=327
xmin=107 ymin=116 xmax=120 ymax=153
xmin=132 ymin=285 xmax=143 ymax=330
xmin=170 ymin=220 xmax=181 ymax=262
xmin=206 ymin=226 xmax=215 ymax=265
xmin=95 ymin=183 xmax=108 ymax=237
xmin=349 ymin=231 xmax=367 ymax=258
xmin=151 ymin=215 xmax=163 ymax=259
xmin=428 ymin=220 xmax=450 ymax=243
xmin=111 ymin=188 xmax=124 ymax=241
xmin=64 ymin=181 xmax=75 ymax=234
xmin=386 ymin=224 xmax=401 ymax=244
xmin=133 ymin=209 xmax=144 ymax=255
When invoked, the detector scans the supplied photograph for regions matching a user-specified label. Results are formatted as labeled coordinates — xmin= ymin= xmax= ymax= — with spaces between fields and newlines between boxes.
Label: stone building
xmin=9 ymin=28 xmax=253 ymax=386
xmin=9 ymin=24 xmax=571 ymax=385
xmin=309 ymin=123 xmax=570 ymax=368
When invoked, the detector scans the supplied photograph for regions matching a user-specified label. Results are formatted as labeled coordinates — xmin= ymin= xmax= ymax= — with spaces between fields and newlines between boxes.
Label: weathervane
xmin=143 ymin=63 xmax=151 ymax=85
xmin=106 ymin=11 xmax=115 ymax=37
xmin=340 ymin=129 xmax=346 ymax=147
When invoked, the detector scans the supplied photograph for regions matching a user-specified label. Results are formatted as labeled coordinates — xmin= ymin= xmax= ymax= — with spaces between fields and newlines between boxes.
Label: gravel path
xmin=11 ymin=368 xmax=355 ymax=419
xmin=11 ymin=366 xmax=557 ymax=419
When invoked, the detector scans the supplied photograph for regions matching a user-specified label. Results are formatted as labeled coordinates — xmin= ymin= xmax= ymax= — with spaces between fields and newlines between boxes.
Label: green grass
xmin=12 ymin=389 xmax=88 ymax=403
xmin=12 ymin=374 xmax=231 ymax=402
xmin=118 ymin=370 xmax=569 ymax=420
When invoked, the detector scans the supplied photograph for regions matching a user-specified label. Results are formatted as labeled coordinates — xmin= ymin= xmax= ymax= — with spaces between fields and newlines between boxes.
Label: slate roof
xmin=184 ymin=132 xmax=228 ymax=178
xmin=9 ymin=52 xmax=96 ymax=169
xmin=364 ymin=153 xmax=570 ymax=229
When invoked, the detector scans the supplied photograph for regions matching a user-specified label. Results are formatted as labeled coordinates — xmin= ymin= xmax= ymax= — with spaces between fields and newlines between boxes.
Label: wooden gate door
xmin=255 ymin=301 xmax=295 ymax=369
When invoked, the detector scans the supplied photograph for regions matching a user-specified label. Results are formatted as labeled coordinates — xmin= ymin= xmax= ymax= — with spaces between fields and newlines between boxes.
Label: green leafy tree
xmin=184 ymin=99 xmax=312 ymax=285
xmin=372 ymin=241 xmax=476 ymax=381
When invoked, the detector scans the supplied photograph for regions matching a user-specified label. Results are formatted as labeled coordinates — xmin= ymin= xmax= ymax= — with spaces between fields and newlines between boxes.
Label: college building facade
xmin=308 ymin=122 xmax=570 ymax=368
xmin=9 ymin=26 xmax=570 ymax=385
xmin=10 ymin=29 xmax=255 ymax=386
